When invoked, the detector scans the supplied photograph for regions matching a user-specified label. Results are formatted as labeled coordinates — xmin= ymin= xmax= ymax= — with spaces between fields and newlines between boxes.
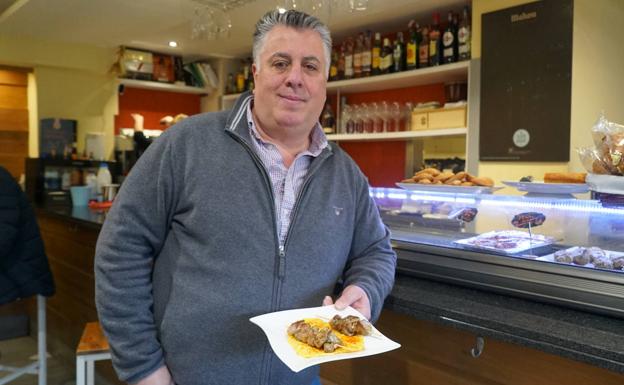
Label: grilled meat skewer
xmin=329 ymin=315 xmax=372 ymax=336
xmin=287 ymin=320 xmax=343 ymax=353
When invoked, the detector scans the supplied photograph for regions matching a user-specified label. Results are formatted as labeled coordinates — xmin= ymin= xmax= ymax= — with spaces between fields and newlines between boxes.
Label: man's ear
xmin=252 ymin=62 xmax=258 ymax=78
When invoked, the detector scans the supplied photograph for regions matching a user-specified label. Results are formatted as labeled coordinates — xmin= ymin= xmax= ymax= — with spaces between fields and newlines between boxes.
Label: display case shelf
xmin=118 ymin=78 xmax=211 ymax=95
xmin=326 ymin=127 xmax=467 ymax=142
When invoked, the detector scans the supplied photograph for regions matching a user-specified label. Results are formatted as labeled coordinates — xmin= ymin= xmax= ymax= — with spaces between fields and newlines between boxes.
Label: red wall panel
xmin=336 ymin=82 xmax=446 ymax=187
xmin=114 ymin=87 xmax=201 ymax=134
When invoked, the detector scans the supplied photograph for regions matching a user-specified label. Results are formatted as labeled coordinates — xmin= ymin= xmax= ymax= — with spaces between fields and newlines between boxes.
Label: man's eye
xmin=273 ymin=61 xmax=289 ymax=69
xmin=305 ymin=64 xmax=318 ymax=72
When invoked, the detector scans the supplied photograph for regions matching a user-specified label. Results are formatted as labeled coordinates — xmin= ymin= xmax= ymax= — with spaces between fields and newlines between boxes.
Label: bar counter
xmin=34 ymin=208 xmax=624 ymax=385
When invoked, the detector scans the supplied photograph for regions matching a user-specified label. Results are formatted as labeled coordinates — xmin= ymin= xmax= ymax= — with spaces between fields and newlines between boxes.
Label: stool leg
xmin=76 ymin=356 xmax=85 ymax=385
xmin=38 ymin=295 xmax=47 ymax=385
xmin=87 ymin=359 xmax=95 ymax=385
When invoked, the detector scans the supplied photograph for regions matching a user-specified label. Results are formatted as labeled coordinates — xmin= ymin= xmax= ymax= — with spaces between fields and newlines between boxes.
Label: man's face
xmin=252 ymin=25 xmax=327 ymax=136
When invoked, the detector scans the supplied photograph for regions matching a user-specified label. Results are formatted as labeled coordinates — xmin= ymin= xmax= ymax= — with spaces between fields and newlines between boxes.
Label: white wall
xmin=472 ymin=0 xmax=624 ymax=183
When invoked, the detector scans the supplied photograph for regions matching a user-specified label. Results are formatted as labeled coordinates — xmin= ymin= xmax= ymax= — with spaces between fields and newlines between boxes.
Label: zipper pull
xmin=278 ymin=245 xmax=286 ymax=278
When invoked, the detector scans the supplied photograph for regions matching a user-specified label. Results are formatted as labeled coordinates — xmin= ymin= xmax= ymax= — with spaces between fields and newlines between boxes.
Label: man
xmin=95 ymin=9 xmax=396 ymax=385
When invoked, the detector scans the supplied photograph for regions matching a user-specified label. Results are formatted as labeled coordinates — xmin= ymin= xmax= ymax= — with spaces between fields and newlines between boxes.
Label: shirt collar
xmin=246 ymin=97 xmax=328 ymax=158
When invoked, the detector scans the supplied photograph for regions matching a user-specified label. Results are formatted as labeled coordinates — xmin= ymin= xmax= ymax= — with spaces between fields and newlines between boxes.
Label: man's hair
xmin=252 ymin=9 xmax=332 ymax=78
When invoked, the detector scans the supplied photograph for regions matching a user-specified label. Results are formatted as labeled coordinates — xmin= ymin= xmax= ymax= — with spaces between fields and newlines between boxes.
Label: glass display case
xmin=371 ymin=186 xmax=624 ymax=318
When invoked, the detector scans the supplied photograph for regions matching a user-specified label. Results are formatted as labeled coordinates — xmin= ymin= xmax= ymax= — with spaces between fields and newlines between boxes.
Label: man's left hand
xmin=322 ymin=285 xmax=371 ymax=320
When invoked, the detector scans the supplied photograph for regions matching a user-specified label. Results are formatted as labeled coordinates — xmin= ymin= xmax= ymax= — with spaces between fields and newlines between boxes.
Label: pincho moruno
xmin=286 ymin=315 xmax=372 ymax=358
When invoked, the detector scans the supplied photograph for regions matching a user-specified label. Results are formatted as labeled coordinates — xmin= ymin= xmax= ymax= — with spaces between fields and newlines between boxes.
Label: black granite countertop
xmin=385 ymin=274 xmax=624 ymax=373
xmin=36 ymin=205 xmax=106 ymax=230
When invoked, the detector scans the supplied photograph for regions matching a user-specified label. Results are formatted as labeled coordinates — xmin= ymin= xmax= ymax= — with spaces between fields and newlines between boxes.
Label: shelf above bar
xmin=326 ymin=127 xmax=467 ymax=141
xmin=118 ymin=78 xmax=211 ymax=95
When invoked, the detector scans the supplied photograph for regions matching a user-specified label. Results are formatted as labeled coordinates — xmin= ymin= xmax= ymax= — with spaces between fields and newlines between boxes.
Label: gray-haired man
xmin=95 ymin=9 xmax=396 ymax=385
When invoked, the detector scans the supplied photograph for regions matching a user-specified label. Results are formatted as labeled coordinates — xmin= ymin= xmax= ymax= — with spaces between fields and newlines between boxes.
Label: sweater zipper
xmin=279 ymin=151 xmax=331 ymax=263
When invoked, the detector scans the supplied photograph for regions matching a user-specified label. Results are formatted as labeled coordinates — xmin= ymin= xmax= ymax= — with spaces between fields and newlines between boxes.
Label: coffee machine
xmin=114 ymin=135 xmax=136 ymax=183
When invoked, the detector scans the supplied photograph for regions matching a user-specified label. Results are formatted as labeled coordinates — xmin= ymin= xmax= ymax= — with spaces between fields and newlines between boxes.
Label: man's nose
xmin=285 ymin=65 xmax=303 ymax=88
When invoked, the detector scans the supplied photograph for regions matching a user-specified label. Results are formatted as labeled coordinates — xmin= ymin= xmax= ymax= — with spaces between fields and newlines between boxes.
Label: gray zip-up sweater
xmin=95 ymin=92 xmax=396 ymax=385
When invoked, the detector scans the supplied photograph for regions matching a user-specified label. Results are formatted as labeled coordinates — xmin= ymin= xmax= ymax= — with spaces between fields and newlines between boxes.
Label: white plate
xmin=396 ymin=182 xmax=504 ymax=194
xmin=502 ymin=180 xmax=590 ymax=194
xmin=249 ymin=305 xmax=400 ymax=373
xmin=454 ymin=230 xmax=555 ymax=254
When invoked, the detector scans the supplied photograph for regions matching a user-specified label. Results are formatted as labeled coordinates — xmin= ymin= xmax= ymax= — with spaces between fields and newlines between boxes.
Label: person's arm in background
xmin=95 ymin=131 xmax=178 ymax=385
xmin=325 ymin=171 xmax=397 ymax=322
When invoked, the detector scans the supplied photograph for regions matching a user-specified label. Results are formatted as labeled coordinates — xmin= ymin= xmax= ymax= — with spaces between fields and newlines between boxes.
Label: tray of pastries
xmin=398 ymin=168 xmax=503 ymax=194
xmin=537 ymin=246 xmax=624 ymax=272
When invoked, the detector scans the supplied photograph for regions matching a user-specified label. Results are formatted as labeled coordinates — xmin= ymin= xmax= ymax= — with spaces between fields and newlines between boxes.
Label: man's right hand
xmin=133 ymin=365 xmax=173 ymax=385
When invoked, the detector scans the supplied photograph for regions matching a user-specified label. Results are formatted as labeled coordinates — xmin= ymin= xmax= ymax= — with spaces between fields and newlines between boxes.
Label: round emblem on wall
xmin=513 ymin=129 xmax=530 ymax=148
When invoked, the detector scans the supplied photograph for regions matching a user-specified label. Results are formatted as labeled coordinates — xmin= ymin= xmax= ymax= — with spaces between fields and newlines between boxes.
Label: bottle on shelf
xmin=371 ymin=32 xmax=382 ymax=76
xmin=380 ymin=37 xmax=394 ymax=74
xmin=442 ymin=11 xmax=458 ymax=63
xmin=236 ymin=66 xmax=245 ymax=93
xmin=321 ymin=103 xmax=336 ymax=134
xmin=344 ymin=37 xmax=354 ymax=79
xmin=361 ymin=30 xmax=372 ymax=77
xmin=338 ymin=43 xmax=346 ymax=80
xmin=406 ymin=21 xmax=419 ymax=70
xmin=330 ymin=48 xmax=339 ymax=81
xmin=96 ymin=163 xmax=112 ymax=203
xmin=353 ymin=32 xmax=363 ymax=78
xmin=242 ymin=58 xmax=252 ymax=91
xmin=418 ymin=25 xmax=430 ymax=69
xmin=226 ymin=73 xmax=236 ymax=94
xmin=458 ymin=6 xmax=471 ymax=61
xmin=429 ymin=12 xmax=442 ymax=66
xmin=393 ymin=32 xmax=406 ymax=73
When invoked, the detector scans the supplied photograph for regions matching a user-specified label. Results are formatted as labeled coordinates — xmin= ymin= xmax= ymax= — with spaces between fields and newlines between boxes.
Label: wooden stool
xmin=76 ymin=322 xmax=111 ymax=385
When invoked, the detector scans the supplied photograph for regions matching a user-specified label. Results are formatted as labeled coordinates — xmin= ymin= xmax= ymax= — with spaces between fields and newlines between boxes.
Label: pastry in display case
xmin=371 ymin=186 xmax=624 ymax=318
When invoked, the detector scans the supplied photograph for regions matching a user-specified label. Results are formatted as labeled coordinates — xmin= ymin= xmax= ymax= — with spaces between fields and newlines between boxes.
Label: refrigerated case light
xmin=369 ymin=187 xmax=624 ymax=216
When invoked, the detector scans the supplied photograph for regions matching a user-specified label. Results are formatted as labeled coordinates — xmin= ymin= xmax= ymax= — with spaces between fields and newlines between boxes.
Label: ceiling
xmin=0 ymin=0 xmax=468 ymax=60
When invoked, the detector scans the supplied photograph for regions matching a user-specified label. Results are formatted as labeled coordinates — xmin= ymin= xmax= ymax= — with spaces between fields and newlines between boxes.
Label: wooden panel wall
xmin=321 ymin=310 xmax=624 ymax=385
xmin=36 ymin=213 xmax=123 ymax=384
xmin=0 ymin=68 xmax=29 ymax=178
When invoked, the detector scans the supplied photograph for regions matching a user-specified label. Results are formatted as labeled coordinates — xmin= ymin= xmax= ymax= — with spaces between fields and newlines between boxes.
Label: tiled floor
xmin=0 ymin=336 xmax=75 ymax=385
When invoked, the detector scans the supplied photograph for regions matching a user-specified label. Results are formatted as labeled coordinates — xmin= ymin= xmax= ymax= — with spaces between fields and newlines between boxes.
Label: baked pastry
xmin=612 ymin=256 xmax=624 ymax=270
xmin=583 ymin=247 xmax=607 ymax=263
xmin=543 ymin=172 xmax=587 ymax=184
xmin=554 ymin=249 xmax=573 ymax=263
xmin=593 ymin=257 xmax=614 ymax=270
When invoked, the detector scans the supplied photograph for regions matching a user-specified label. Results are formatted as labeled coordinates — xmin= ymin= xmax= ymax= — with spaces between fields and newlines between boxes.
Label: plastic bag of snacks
xmin=577 ymin=113 xmax=624 ymax=176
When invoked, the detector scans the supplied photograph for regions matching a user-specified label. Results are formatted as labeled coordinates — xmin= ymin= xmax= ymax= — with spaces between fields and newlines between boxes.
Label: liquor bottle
xmin=344 ymin=37 xmax=354 ymax=79
xmin=361 ymin=30 xmax=372 ymax=77
xmin=371 ymin=32 xmax=382 ymax=76
xmin=380 ymin=37 xmax=394 ymax=74
xmin=321 ymin=103 xmax=336 ymax=134
xmin=429 ymin=12 xmax=442 ymax=66
xmin=338 ymin=42 xmax=346 ymax=80
xmin=244 ymin=57 xmax=253 ymax=91
xmin=329 ymin=48 xmax=339 ymax=81
xmin=458 ymin=6 xmax=471 ymax=61
xmin=393 ymin=32 xmax=406 ymax=73
xmin=442 ymin=11 xmax=457 ymax=63
xmin=226 ymin=73 xmax=236 ymax=94
xmin=353 ymin=33 xmax=363 ymax=78
xmin=418 ymin=26 xmax=430 ymax=69
xmin=406 ymin=20 xmax=418 ymax=70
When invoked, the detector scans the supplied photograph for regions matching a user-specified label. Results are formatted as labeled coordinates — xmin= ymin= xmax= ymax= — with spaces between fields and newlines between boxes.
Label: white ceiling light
xmin=168 ymin=41 xmax=178 ymax=48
